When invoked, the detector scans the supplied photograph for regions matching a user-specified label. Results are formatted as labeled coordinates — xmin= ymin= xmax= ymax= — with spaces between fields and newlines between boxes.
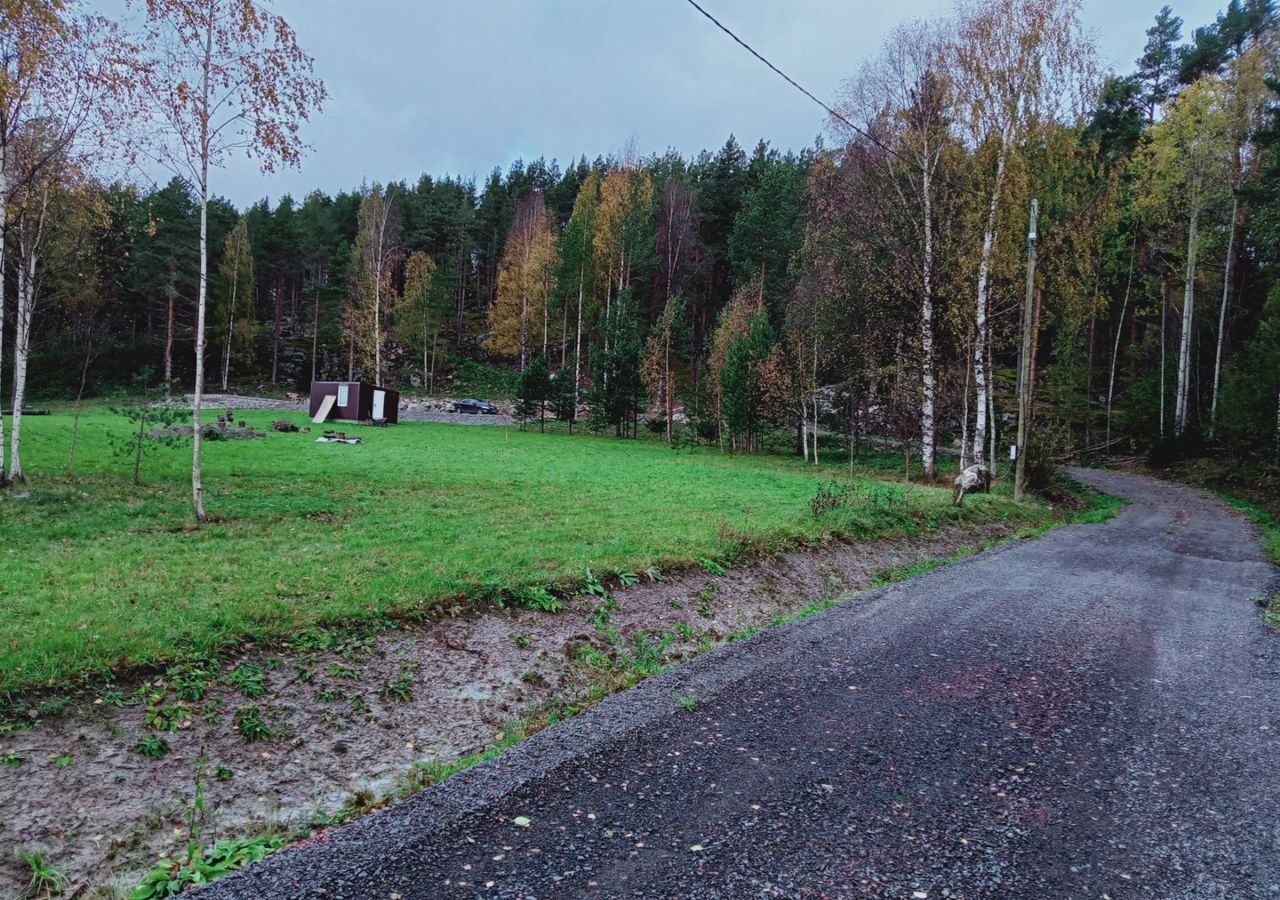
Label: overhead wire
xmin=680 ymin=0 xmax=987 ymax=200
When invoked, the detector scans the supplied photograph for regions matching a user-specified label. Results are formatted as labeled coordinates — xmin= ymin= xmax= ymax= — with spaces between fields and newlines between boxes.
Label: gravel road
xmin=191 ymin=394 xmax=516 ymax=426
xmin=205 ymin=469 xmax=1280 ymax=899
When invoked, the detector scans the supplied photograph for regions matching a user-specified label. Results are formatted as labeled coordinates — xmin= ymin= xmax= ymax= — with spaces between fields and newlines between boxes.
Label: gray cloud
xmin=212 ymin=0 xmax=1228 ymax=208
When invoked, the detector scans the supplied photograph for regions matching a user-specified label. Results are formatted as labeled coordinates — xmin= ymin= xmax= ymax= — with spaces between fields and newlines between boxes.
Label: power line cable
xmin=682 ymin=0 xmax=1122 ymax=231
xmin=680 ymin=0 xmax=984 ymax=199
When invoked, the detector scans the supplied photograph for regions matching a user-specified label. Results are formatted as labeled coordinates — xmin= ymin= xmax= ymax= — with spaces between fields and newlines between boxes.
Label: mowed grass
xmin=1 ymin=406 xmax=1045 ymax=694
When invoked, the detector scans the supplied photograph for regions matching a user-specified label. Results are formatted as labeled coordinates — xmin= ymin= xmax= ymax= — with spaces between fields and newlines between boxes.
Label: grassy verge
xmin=1218 ymin=493 xmax=1280 ymax=565
xmin=1 ymin=405 xmax=1049 ymax=705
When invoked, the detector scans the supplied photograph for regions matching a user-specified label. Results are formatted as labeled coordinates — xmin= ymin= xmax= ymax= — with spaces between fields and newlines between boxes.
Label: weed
xmin=615 ymin=570 xmax=640 ymax=587
xmin=214 ymin=766 xmax=234 ymax=781
xmin=316 ymin=688 xmax=346 ymax=704
xmin=583 ymin=569 xmax=608 ymax=597
xmin=588 ymin=603 xmax=613 ymax=629
xmin=233 ymin=705 xmax=273 ymax=743
xmin=134 ymin=736 xmax=170 ymax=758
xmin=517 ymin=586 xmax=564 ymax=613
xmin=144 ymin=701 xmax=190 ymax=733
xmin=810 ymin=480 xmax=853 ymax=517
xmin=327 ymin=663 xmax=361 ymax=680
xmin=100 ymin=688 xmax=130 ymax=708
xmin=37 ymin=696 xmax=72 ymax=720
xmin=667 ymin=597 xmax=683 ymax=610
xmin=2 ymin=749 xmax=22 ymax=768
xmin=200 ymin=697 xmax=225 ymax=724
xmin=629 ymin=631 xmax=673 ymax=676
xmin=1252 ymin=594 xmax=1280 ymax=630
xmin=225 ymin=664 xmax=267 ymax=698
xmin=378 ymin=673 xmax=414 ymax=704
xmin=697 ymin=557 xmax=727 ymax=577
xmin=132 ymin=836 xmax=282 ymax=899
xmin=53 ymin=755 xmax=74 ymax=769
xmin=17 ymin=848 xmax=68 ymax=898
xmin=170 ymin=658 xmax=216 ymax=701
xmin=697 ymin=586 xmax=717 ymax=619
xmin=676 ymin=696 xmax=698 ymax=712
xmin=512 ymin=632 xmax=532 ymax=649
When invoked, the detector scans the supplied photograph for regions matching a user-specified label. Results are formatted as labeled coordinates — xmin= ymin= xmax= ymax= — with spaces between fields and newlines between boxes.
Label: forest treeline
xmin=6 ymin=0 xmax=1280 ymax=493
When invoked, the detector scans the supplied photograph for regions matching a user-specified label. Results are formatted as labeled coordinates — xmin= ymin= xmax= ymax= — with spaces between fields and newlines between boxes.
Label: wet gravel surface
xmin=205 ymin=469 xmax=1280 ymax=899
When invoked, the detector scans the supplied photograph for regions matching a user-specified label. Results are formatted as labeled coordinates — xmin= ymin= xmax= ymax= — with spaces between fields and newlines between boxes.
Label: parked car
xmin=453 ymin=398 xmax=499 ymax=415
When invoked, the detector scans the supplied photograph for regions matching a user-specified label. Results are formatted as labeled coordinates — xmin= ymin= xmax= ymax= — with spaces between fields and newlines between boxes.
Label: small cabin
xmin=309 ymin=381 xmax=399 ymax=424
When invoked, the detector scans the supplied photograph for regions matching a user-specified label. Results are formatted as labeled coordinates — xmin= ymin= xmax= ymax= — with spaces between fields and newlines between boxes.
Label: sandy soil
xmin=0 ymin=521 xmax=1019 ymax=894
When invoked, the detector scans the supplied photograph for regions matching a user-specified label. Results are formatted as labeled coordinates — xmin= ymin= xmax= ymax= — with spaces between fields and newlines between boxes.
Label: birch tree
xmin=950 ymin=0 xmax=1096 ymax=465
xmin=1211 ymin=43 xmax=1273 ymax=429
xmin=397 ymin=249 xmax=439 ymax=392
xmin=0 ymin=1 xmax=63 ymax=485
xmin=560 ymin=171 xmax=598 ymax=405
xmin=349 ymin=183 xmax=398 ymax=383
xmin=640 ymin=292 xmax=684 ymax=442
xmin=841 ymin=21 xmax=954 ymax=478
xmin=133 ymin=0 xmax=325 ymax=522
xmin=488 ymin=191 xmax=557 ymax=367
xmin=1135 ymin=76 xmax=1230 ymax=436
xmin=2 ymin=5 xmax=128 ymax=482
xmin=216 ymin=214 xmax=253 ymax=390
xmin=655 ymin=177 xmax=698 ymax=307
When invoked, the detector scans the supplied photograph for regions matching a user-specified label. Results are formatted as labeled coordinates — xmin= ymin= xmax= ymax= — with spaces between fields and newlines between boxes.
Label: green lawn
xmin=0 ymin=406 xmax=1046 ymax=695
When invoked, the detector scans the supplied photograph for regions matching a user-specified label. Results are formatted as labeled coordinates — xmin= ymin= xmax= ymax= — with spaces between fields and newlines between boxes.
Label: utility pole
xmin=1014 ymin=199 xmax=1038 ymax=502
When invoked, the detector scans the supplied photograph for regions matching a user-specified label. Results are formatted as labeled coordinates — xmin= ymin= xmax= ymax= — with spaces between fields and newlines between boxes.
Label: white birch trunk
xmin=221 ymin=311 xmax=233 ymax=391
xmin=573 ymin=262 xmax=584 ymax=408
xmin=373 ymin=202 xmax=387 ymax=385
xmin=986 ymin=333 xmax=997 ymax=478
xmin=811 ymin=335 xmax=819 ymax=465
xmin=1210 ymin=196 xmax=1237 ymax=432
xmin=0 ymin=139 xmax=7 ymax=485
xmin=801 ymin=369 xmax=809 ymax=464
xmin=959 ymin=330 xmax=972 ymax=471
xmin=920 ymin=165 xmax=936 ymax=479
xmin=221 ymin=257 xmax=237 ymax=392
xmin=191 ymin=19 xmax=212 ymax=523
xmin=9 ymin=247 xmax=35 ymax=481
xmin=972 ymin=144 xmax=1007 ymax=466
xmin=1175 ymin=199 xmax=1200 ymax=436
xmin=1106 ymin=246 xmax=1135 ymax=448
xmin=10 ymin=188 xmax=47 ymax=483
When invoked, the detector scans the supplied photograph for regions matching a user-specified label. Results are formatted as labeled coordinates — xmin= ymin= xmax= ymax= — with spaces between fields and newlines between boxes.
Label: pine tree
xmin=1137 ymin=6 xmax=1184 ymax=120
xmin=590 ymin=290 xmax=644 ymax=437
xmin=515 ymin=351 xmax=551 ymax=431
xmin=548 ymin=357 xmax=578 ymax=433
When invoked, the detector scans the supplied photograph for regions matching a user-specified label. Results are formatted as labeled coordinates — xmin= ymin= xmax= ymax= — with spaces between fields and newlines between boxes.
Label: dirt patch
xmin=0 ymin=520 xmax=1022 ymax=894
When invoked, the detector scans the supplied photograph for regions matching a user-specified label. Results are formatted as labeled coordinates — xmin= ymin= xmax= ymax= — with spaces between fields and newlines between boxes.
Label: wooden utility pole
xmin=1014 ymin=199 xmax=1038 ymax=502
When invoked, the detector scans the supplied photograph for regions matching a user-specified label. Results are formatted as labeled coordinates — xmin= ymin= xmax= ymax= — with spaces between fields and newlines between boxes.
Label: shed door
xmin=372 ymin=389 xmax=386 ymax=420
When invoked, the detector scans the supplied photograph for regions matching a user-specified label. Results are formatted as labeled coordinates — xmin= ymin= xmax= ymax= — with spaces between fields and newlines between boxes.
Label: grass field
xmin=1 ymin=405 xmax=1049 ymax=696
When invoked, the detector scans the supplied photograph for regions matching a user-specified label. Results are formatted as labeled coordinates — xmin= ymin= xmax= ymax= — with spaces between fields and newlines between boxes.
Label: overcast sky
xmin=207 ymin=0 xmax=1229 ymax=208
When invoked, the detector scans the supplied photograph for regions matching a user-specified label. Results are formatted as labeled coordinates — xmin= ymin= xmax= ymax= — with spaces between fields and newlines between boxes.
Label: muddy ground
xmin=0 ymin=520 xmax=1021 ymax=895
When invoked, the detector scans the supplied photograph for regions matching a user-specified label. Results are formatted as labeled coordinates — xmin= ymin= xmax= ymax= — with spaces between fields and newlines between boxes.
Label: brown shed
xmin=309 ymin=381 xmax=400 ymax=424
